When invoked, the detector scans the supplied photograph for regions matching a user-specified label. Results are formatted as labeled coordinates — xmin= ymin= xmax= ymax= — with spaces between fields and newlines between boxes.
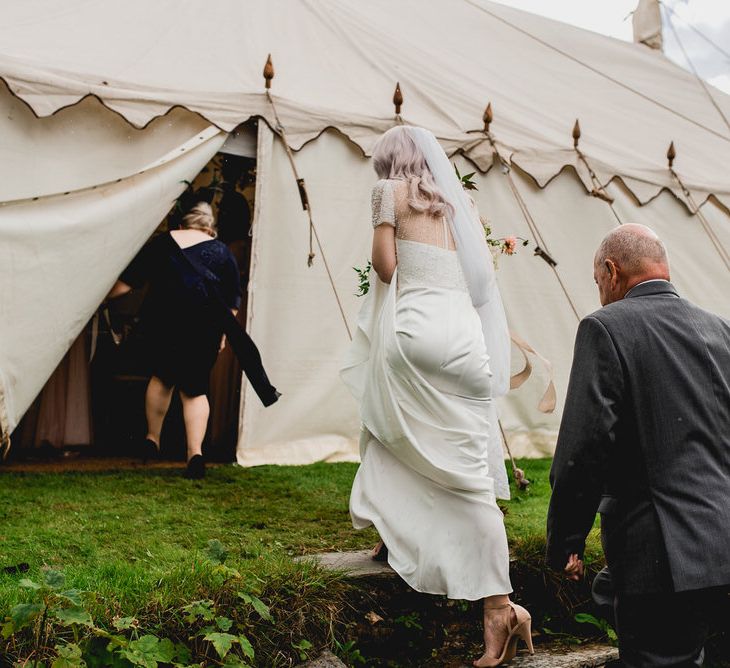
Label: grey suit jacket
xmin=546 ymin=280 xmax=730 ymax=594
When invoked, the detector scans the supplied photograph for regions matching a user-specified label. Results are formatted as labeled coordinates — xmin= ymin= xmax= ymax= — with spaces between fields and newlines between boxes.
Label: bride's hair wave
xmin=372 ymin=126 xmax=454 ymax=219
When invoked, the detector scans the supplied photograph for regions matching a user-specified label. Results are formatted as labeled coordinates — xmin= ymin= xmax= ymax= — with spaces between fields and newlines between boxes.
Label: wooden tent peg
xmin=667 ymin=141 xmax=676 ymax=169
xmin=572 ymin=119 xmax=581 ymax=149
xmin=483 ymin=102 xmax=493 ymax=133
xmin=263 ymin=54 xmax=274 ymax=89
xmin=393 ymin=82 xmax=403 ymax=116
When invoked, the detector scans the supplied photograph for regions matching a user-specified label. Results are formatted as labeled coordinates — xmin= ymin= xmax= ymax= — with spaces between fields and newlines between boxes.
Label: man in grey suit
xmin=546 ymin=224 xmax=730 ymax=667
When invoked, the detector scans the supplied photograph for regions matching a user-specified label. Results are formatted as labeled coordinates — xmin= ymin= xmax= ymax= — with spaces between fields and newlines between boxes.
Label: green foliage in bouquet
xmin=354 ymin=261 xmax=373 ymax=297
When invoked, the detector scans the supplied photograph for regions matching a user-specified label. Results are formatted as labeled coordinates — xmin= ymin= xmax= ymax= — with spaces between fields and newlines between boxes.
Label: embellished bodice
xmin=396 ymin=239 xmax=468 ymax=292
xmin=371 ymin=178 xmax=467 ymax=293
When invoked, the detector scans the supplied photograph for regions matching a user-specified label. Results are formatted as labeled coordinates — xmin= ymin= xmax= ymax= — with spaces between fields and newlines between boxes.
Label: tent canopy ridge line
xmin=276 ymin=121 xmax=730 ymax=221
xmin=3 ymin=76 xmax=729 ymax=220
xmin=6 ymin=4 xmax=730 ymax=146
xmin=507 ymin=155 xmax=730 ymax=219
xmin=0 ymin=73 xmax=228 ymax=133
xmin=282 ymin=125 xmax=730 ymax=219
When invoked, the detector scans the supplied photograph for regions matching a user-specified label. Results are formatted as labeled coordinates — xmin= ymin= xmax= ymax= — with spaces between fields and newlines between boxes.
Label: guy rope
xmin=482 ymin=103 xmax=582 ymax=322
xmin=571 ymin=119 xmax=625 ymax=228
xmin=666 ymin=141 xmax=730 ymax=273
xmin=262 ymin=54 xmax=352 ymax=340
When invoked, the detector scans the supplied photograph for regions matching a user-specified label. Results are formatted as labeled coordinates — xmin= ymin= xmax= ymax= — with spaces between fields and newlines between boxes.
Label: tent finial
xmin=483 ymin=103 xmax=493 ymax=133
xmin=393 ymin=82 xmax=403 ymax=117
xmin=572 ymin=119 xmax=581 ymax=148
xmin=667 ymin=141 xmax=676 ymax=168
xmin=264 ymin=54 xmax=275 ymax=90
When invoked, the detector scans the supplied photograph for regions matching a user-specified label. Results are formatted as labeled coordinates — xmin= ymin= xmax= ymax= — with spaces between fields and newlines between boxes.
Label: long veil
xmin=405 ymin=126 xmax=511 ymax=397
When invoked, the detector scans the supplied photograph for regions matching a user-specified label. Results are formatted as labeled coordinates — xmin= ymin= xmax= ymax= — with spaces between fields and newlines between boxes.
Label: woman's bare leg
xmin=179 ymin=391 xmax=209 ymax=461
xmin=371 ymin=539 xmax=388 ymax=561
xmin=145 ymin=376 xmax=174 ymax=447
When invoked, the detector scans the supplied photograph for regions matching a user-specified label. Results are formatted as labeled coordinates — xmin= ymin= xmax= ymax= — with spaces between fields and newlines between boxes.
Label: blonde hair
xmin=182 ymin=202 xmax=217 ymax=238
xmin=372 ymin=126 xmax=454 ymax=219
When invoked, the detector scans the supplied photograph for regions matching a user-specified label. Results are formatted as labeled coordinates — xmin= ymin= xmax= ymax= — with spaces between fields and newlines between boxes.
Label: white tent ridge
xmin=1 ymin=0 xmax=729 ymax=460
xmin=2 ymin=0 xmax=729 ymax=207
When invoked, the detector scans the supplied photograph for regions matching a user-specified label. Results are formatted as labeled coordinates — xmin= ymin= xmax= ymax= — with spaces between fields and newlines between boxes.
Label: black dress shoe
xmin=184 ymin=455 xmax=205 ymax=480
xmin=141 ymin=438 xmax=159 ymax=464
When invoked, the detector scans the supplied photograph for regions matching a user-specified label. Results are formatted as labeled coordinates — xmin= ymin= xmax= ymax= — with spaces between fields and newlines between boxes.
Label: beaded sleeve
xmin=371 ymin=179 xmax=395 ymax=228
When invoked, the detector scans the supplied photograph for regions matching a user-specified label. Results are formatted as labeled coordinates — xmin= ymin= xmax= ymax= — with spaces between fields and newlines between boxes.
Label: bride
xmin=341 ymin=126 xmax=533 ymax=667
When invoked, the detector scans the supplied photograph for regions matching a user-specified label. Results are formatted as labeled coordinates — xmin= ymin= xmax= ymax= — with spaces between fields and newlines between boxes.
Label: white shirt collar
xmin=625 ymin=279 xmax=672 ymax=298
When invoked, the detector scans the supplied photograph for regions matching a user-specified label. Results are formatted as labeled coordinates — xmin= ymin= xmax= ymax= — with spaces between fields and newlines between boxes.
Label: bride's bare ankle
xmin=484 ymin=595 xmax=510 ymax=611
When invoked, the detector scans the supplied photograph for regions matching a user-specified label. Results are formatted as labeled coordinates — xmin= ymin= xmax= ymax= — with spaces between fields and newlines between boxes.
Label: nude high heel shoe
xmin=474 ymin=602 xmax=534 ymax=667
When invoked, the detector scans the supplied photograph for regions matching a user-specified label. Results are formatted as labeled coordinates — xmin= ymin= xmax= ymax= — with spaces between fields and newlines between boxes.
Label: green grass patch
xmin=0 ymin=464 xmax=378 ymax=614
xmin=0 ymin=458 xmax=600 ymax=665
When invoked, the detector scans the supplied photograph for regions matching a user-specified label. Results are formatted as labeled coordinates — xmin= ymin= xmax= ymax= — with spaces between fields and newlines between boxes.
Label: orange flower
xmin=503 ymin=236 xmax=517 ymax=255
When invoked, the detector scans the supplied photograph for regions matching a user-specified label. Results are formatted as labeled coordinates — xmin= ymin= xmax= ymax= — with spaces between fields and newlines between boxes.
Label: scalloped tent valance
xmin=1 ymin=0 xmax=729 ymax=212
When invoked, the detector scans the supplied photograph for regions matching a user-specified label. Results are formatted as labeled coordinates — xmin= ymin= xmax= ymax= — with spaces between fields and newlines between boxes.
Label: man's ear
xmin=605 ymin=259 xmax=618 ymax=285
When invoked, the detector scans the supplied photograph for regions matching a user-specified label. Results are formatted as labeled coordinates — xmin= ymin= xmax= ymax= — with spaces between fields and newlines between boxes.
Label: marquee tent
xmin=1 ymin=0 xmax=729 ymax=463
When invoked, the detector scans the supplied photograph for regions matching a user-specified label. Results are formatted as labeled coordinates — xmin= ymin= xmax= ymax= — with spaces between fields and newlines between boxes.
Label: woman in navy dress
xmin=109 ymin=202 xmax=245 ymax=478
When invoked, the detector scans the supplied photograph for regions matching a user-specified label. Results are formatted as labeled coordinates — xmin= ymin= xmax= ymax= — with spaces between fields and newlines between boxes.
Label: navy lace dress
xmin=121 ymin=233 xmax=242 ymax=397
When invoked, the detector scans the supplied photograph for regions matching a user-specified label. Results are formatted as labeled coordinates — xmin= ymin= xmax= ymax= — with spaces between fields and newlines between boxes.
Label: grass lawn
xmin=0 ymin=458 xmax=602 ymax=665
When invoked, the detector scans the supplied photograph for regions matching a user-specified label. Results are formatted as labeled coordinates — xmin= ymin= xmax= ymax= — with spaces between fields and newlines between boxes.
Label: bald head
xmin=593 ymin=224 xmax=670 ymax=305
xmin=595 ymin=224 xmax=668 ymax=273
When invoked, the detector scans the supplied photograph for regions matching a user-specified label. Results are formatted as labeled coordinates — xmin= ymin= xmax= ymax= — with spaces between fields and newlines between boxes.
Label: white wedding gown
xmin=341 ymin=179 xmax=512 ymax=601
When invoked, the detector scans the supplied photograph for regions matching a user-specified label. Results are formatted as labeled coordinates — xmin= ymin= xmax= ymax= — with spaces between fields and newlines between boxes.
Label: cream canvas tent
xmin=1 ymin=0 xmax=729 ymax=462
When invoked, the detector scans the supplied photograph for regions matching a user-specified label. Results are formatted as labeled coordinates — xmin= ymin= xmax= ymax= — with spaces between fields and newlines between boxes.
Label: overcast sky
xmin=494 ymin=0 xmax=730 ymax=94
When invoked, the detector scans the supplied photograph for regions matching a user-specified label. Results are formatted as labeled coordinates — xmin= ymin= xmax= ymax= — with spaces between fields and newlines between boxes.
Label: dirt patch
xmin=0 ymin=456 xmax=219 ymax=473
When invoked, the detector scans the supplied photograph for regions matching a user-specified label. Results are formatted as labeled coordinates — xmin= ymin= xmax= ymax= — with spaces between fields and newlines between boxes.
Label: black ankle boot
xmin=184 ymin=455 xmax=205 ymax=480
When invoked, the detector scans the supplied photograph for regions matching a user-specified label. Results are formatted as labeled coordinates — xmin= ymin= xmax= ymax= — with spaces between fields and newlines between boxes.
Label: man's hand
xmin=564 ymin=553 xmax=584 ymax=581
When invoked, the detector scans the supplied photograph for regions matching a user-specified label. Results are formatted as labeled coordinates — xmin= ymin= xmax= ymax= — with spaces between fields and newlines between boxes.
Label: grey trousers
xmin=592 ymin=567 xmax=716 ymax=668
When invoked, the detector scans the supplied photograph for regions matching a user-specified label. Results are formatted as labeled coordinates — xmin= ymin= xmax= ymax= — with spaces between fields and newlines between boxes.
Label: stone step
xmin=299 ymin=552 xmax=619 ymax=668
xmin=298 ymin=644 xmax=618 ymax=668
xmin=298 ymin=550 xmax=394 ymax=577
xmin=297 ymin=650 xmax=347 ymax=667
xmin=509 ymin=643 xmax=618 ymax=668
xmin=301 ymin=550 xmax=529 ymax=578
